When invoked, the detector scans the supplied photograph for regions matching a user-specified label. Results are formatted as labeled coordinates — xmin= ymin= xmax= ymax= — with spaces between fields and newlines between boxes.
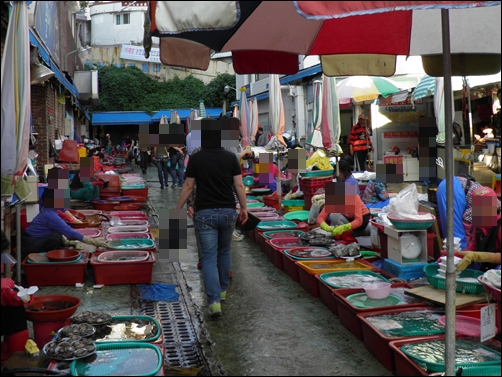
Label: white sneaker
xmin=232 ymin=231 xmax=244 ymax=242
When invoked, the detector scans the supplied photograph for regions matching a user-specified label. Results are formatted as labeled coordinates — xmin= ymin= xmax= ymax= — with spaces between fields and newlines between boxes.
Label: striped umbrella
xmin=239 ymin=87 xmax=251 ymax=146
xmin=306 ymin=80 xmax=324 ymax=148
xmin=411 ymin=74 xmax=436 ymax=100
xmin=321 ymin=75 xmax=341 ymax=151
xmin=199 ymin=100 xmax=206 ymax=118
xmin=249 ymin=98 xmax=259 ymax=145
xmin=1 ymin=1 xmax=31 ymax=200
xmin=336 ymin=76 xmax=401 ymax=104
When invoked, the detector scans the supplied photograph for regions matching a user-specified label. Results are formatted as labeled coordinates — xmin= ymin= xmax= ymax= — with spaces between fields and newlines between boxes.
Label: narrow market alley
xmin=31 ymin=166 xmax=393 ymax=376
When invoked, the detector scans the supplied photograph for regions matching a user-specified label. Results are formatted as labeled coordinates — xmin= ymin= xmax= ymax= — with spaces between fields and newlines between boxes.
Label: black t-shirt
xmin=186 ymin=148 xmax=241 ymax=211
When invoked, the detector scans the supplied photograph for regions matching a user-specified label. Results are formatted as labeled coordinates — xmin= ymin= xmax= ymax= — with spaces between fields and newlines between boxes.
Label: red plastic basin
xmin=24 ymin=294 xmax=81 ymax=323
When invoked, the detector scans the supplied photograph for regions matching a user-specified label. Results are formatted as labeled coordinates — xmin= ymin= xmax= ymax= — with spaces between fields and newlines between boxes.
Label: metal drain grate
xmin=161 ymin=320 xmax=198 ymax=343
xmin=140 ymin=301 xmax=190 ymax=321
xmin=164 ymin=343 xmax=205 ymax=368
xmin=139 ymin=301 xmax=205 ymax=368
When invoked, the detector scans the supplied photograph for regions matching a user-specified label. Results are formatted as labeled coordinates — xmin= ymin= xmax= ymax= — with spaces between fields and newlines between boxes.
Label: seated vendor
xmin=1 ymin=231 xmax=30 ymax=356
xmin=69 ymin=157 xmax=105 ymax=202
xmin=316 ymin=181 xmax=371 ymax=238
xmin=361 ymin=178 xmax=390 ymax=209
xmin=21 ymin=185 xmax=108 ymax=259
xmin=337 ymin=159 xmax=360 ymax=197
xmin=437 ymin=175 xmax=502 ymax=250
xmin=456 ymin=187 xmax=501 ymax=272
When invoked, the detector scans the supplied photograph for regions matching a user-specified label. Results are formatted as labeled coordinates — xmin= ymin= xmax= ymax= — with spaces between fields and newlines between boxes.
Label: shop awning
xmin=75 ymin=100 xmax=90 ymax=121
xmin=29 ymin=29 xmax=79 ymax=99
xmin=92 ymin=112 xmax=152 ymax=126
xmin=150 ymin=108 xmax=223 ymax=121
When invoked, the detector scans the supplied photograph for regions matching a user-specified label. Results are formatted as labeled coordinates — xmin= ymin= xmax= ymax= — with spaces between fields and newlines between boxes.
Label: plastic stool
xmin=492 ymin=174 xmax=501 ymax=194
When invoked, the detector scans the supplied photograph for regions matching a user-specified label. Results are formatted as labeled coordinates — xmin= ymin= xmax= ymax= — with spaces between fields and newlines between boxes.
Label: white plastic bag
xmin=383 ymin=183 xmax=418 ymax=218
xmin=55 ymin=139 xmax=63 ymax=150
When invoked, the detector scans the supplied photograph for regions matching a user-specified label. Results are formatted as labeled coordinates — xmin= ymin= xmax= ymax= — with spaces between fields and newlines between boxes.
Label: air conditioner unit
xmin=64 ymin=118 xmax=73 ymax=136
xmin=74 ymin=70 xmax=99 ymax=106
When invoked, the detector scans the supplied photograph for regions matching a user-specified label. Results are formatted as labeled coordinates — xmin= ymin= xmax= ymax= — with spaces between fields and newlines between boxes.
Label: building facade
xmin=85 ymin=1 xmax=234 ymax=84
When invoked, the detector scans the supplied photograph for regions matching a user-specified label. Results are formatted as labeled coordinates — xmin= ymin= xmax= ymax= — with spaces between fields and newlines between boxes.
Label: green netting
xmin=365 ymin=310 xmax=445 ymax=337
xmin=400 ymin=340 xmax=501 ymax=373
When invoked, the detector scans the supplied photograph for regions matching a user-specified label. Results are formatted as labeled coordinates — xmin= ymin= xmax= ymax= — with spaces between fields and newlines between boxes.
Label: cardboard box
xmin=383 ymin=224 xmax=427 ymax=264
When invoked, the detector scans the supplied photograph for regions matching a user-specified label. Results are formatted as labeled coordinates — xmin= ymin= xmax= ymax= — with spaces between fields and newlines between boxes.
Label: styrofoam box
xmin=383 ymin=225 xmax=427 ymax=265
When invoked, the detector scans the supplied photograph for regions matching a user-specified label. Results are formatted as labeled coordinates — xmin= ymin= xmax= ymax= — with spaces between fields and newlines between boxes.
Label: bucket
xmin=78 ymin=147 xmax=87 ymax=158
xmin=486 ymin=142 xmax=496 ymax=154
xmin=32 ymin=320 xmax=66 ymax=348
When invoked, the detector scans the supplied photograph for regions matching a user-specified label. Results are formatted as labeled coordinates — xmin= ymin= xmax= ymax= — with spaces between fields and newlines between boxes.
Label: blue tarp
xmin=138 ymin=283 xmax=179 ymax=302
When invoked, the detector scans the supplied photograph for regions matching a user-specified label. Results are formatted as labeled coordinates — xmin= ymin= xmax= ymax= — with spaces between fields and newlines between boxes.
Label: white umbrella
xmin=268 ymin=74 xmax=287 ymax=207
xmin=249 ymin=98 xmax=259 ymax=145
xmin=306 ymin=80 xmax=324 ymax=148
xmin=321 ymin=75 xmax=341 ymax=154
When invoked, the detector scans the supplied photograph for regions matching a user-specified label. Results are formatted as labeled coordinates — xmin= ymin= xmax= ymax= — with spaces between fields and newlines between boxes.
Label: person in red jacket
xmin=348 ymin=114 xmax=372 ymax=171
xmin=1 ymin=231 xmax=31 ymax=355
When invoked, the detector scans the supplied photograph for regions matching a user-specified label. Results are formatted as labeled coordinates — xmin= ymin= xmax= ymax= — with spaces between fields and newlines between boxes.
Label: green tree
xmin=88 ymin=64 xmax=236 ymax=115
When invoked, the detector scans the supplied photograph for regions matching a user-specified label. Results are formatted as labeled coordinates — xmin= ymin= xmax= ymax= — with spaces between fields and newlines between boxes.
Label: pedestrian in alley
xmin=105 ymin=133 xmax=112 ymax=156
xmin=138 ymin=139 xmax=150 ymax=175
xmin=348 ymin=114 xmax=372 ymax=171
xmin=154 ymin=146 xmax=170 ymax=189
xmin=169 ymin=143 xmax=186 ymax=188
xmin=176 ymin=117 xmax=248 ymax=317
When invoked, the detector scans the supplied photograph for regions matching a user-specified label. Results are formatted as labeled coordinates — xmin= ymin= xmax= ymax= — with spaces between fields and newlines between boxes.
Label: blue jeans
xmin=170 ymin=153 xmax=185 ymax=186
xmin=195 ymin=208 xmax=238 ymax=304
xmin=155 ymin=158 xmax=170 ymax=187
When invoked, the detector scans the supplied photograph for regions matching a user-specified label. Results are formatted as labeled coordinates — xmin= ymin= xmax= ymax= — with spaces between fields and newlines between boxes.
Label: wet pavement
xmin=29 ymin=163 xmax=394 ymax=376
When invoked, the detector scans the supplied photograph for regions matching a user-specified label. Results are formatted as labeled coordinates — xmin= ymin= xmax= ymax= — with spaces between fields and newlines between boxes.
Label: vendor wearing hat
xmin=348 ymin=114 xmax=372 ymax=171
xmin=255 ymin=126 xmax=268 ymax=147
xmin=457 ymin=187 xmax=501 ymax=271
xmin=105 ymin=133 xmax=112 ymax=155
xmin=316 ymin=181 xmax=370 ymax=239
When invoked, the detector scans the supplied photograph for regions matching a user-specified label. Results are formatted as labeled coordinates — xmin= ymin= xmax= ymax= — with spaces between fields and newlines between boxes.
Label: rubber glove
xmin=92 ymin=179 xmax=104 ymax=187
xmin=58 ymin=210 xmax=82 ymax=224
xmin=456 ymin=252 xmax=501 ymax=271
xmin=332 ymin=223 xmax=352 ymax=236
xmin=61 ymin=235 xmax=79 ymax=248
xmin=320 ymin=222 xmax=335 ymax=233
xmin=82 ymin=236 xmax=108 ymax=249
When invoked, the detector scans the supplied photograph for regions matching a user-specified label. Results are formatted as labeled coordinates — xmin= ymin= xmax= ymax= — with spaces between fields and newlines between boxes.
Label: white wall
xmin=90 ymin=2 xmax=158 ymax=46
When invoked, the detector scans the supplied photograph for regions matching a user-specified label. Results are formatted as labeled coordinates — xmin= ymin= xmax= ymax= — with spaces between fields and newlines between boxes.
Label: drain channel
xmin=140 ymin=300 xmax=205 ymax=369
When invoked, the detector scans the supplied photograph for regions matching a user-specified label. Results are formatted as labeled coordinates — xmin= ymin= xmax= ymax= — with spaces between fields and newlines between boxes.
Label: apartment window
xmin=116 ymin=13 xmax=130 ymax=25
xmin=256 ymin=73 xmax=269 ymax=81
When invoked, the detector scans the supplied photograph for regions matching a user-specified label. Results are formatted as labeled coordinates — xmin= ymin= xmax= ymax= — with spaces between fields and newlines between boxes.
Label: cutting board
xmin=405 ymin=285 xmax=487 ymax=309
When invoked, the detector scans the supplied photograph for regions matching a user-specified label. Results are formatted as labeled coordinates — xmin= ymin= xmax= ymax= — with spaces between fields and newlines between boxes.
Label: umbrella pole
xmin=16 ymin=202 xmax=22 ymax=285
xmin=441 ymin=9 xmax=456 ymax=377
xmin=466 ymin=79 xmax=474 ymax=174
xmin=277 ymin=152 xmax=282 ymax=209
